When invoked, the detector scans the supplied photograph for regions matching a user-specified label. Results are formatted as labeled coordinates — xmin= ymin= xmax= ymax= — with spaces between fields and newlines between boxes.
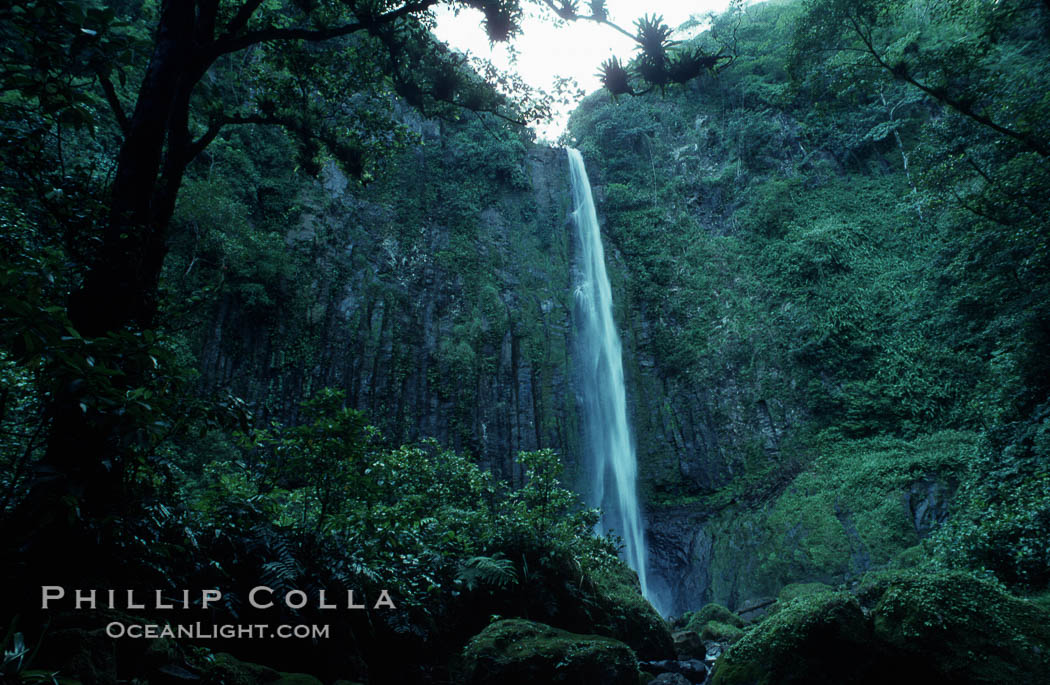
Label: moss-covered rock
xmin=459 ymin=619 xmax=639 ymax=685
xmin=579 ymin=560 xmax=675 ymax=660
xmin=776 ymin=582 xmax=833 ymax=604
xmin=710 ymin=572 xmax=1050 ymax=685
xmin=434 ymin=546 xmax=671 ymax=666
xmin=201 ymin=653 xmax=280 ymax=685
xmin=708 ymin=591 xmax=871 ymax=685
xmin=870 ymin=571 xmax=1050 ymax=684
xmin=702 ymin=433 xmax=976 ymax=606
xmin=273 ymin=673 xmax=323 ymax=685
xmin=684 ymin=603 xmax=745 ymax=633
xmin=699 ymin=621 xmax=745 ymax=644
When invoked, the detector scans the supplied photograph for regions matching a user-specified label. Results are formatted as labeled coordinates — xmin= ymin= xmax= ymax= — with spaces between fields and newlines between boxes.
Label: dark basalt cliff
xmin=194 ymin=140 xmax=581 ymax=484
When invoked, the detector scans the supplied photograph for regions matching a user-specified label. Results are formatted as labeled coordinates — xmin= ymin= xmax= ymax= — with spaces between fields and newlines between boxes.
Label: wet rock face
xmin=903 ymin=478 xmax=957 ymax=537
xmin=646 ymin=509 xmax=714 ymax=617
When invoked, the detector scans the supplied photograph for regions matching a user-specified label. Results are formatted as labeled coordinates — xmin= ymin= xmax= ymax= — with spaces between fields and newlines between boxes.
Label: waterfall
xmin=567 ymin=147 xmax=650 ymax=602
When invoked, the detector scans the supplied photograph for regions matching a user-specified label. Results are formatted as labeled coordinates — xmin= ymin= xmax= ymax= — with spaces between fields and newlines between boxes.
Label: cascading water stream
xmin=567 ymin=147 xmax=651 ymax=603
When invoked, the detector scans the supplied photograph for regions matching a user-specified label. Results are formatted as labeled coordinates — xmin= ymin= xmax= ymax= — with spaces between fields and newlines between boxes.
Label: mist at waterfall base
xmin=567 ymin=148 xmax=670 ymax=617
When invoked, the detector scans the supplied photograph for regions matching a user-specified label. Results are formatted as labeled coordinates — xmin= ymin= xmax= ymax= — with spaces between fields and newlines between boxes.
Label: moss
xmin=459 ymin=619 xmax=639 ymax=685
xmin=201 ymin=653 xmax=280 ymax=685
xmin=708 ymin=591 xmax=871 ymax=685
xmin=700 ymin=621 xmax=746 ymax=643
xmin=711 ymin=571 xmax=1050 ymax=685
xmin=684 ymin=603 xmax=745 ymax=633
xmin=274 ymin=674 xmax=323 ymax=685
xmin=706 ymin=432 xmax=976 ymax=604
xmin=582 ymin=559 xmax=675 ymax=660
xmin=776 ymin=582 xmax=833 ymax=604
xmin=870 ymin=571 xmax=1050 ymax=683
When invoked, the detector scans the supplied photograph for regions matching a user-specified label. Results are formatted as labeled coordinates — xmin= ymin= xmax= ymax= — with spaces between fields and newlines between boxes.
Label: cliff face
xmin=191 ymin=129 xmax=585 ymax=484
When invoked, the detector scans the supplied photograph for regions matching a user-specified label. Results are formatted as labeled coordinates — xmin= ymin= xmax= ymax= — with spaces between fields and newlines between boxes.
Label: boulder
xmin=708 ymin=591 xmax=871 ymax=685
xmin=641 ymin=659 xmax=708 ymax=683
xmin=672 ymin=630 xmax=705 ymax=660
xmin=870 ymin=571 xmax=1050 ymax=684
xmin=580 ymin=560 xmax=676 ymax=660
xmin=683 ymin=604 xmax=745 ymax=633
xmin=709 ymin=572 xmax=1050 ymax=685
xmin=699 ymin=621 xmax=745 ymax=644
xmin=474 ymin=551 xmax=673 ymax=661
xmin=650 ymin=674 xmax=692 ymax=685
xmin=459 ymin=619 xmax=638 ymax=685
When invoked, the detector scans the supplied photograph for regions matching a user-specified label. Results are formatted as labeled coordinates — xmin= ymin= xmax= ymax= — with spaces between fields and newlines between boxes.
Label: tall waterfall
xmin=567 ymin=147 xmax=650 ymax=601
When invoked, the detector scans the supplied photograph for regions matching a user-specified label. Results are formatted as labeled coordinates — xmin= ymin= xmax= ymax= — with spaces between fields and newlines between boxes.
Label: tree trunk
xmin=10 ymin=2 xmax=200 ymax=581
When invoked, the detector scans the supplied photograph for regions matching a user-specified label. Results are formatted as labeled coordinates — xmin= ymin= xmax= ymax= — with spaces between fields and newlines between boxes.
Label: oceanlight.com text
xmin=105 ymin=622 xmax=331 ymax=640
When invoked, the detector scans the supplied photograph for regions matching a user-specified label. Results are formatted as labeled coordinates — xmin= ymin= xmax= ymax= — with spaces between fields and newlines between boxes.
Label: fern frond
xmin=457 ymin=555 xmax=518 ymax=592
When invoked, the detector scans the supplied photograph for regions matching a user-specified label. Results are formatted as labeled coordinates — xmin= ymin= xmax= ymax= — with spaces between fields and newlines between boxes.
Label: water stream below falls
xmin=567 ymin=148 xmax=654 ymax=607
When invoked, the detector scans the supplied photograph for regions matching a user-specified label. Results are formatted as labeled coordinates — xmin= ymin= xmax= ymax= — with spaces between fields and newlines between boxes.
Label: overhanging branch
xmin=187 ymin=113 xmax=288 ymax=162
xmin=537 ymin=0 xmax=636 ymax=41
xmin=847 ymin=14 xmax=1050 ymax=160
xmin=210 ymin=0 xmax=437 ymax=58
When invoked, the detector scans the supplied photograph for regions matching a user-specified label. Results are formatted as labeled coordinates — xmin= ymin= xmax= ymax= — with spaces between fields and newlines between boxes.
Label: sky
xmin=432 ymin=1 xmax=735 ymax=140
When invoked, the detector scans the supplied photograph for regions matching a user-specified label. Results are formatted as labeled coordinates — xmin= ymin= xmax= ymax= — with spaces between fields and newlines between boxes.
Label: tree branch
xmin=187 ymin=113 xmax=288 ymax=162
xmin=217 ymin=0 xmax=266 ymax=43
xmin=448 ymin=99 xmax=527 ymax=127
xmin=97 ymin=71 xmax=129 ymax=134
xmin=951 ymin=186 xmax=1016 ymax=227
xmin=847 ymin=14 xmax=1050 ymax=159
xmin=196 ymin=0 xmax=221 ymax=44
xmin=537 ymin=0 xmax=636 ymax=41
xmin=211 ymin=1 xmax=437 ymax=58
